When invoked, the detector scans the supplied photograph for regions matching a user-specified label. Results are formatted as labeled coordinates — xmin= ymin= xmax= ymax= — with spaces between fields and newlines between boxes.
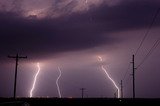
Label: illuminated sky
xmin=0 ymin=0 xmax=160 ymax=98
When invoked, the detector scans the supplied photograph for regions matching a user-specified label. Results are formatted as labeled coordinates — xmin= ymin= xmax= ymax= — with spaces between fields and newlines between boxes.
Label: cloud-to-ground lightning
xmin=98 ymin=56 xmax=120 ymax=98
xmin=30 ymin=63 xmax=40 ymax=97
xmin=56 ymin=67 xmax=62 ymax=98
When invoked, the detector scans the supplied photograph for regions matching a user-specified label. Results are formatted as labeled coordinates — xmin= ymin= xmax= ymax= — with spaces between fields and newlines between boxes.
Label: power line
xmin=123 ymin=77 xmax=132 ymax=98
xmin=137 ymin=38 xmax=160 ymax=68
xmin=120 ymin=62 xmax=132 ymax=98
xmin=135 ymin=8 xmax=160 ymax=56
xmin=122 ymin=63 xmax=131 ymax=81
xmin=123 ymin=76 xmax=132 ymax=88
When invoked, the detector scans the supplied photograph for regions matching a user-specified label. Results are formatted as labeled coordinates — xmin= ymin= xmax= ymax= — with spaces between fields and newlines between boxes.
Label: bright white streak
xmin=30 ymin=63 xmax=40 ymax=97
xmin=98 ymin=56 xmax=120 ymax=98
xmin=56 ymin=67 xmax=62 ymax=98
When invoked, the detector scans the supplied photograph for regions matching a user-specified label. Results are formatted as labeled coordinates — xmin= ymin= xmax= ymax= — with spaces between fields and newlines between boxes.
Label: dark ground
xmin=0 ymin=98 xmax=160 ymax=106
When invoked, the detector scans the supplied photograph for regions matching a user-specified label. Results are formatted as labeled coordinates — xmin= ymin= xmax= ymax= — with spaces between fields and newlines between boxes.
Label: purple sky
xmin=0 ymin=0 xmax=160 ymax=98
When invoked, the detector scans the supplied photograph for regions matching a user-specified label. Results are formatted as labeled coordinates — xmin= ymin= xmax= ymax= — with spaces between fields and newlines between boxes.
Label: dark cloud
xmin=0 ymin=0 xmax=160 ymax=60
xmin=0 ymin=12 xmax=114 ymax=60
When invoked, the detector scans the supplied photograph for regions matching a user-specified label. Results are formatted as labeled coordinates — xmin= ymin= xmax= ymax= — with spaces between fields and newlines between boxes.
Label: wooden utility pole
xmin=8 ymin=54 xmax=27 ymax=99
xmin=120 ymin=80 xmax=123 ymax=98
xmin=132 ymin=55 xmax=135 ymax=98
xmin=80 ymin=88 xmax=86 ymax=98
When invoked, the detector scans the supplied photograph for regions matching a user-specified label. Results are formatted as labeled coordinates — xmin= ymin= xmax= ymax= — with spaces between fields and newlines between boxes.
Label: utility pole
xmin=120 ymin=80 xmax=123 ymax=98
xmin=80 ymin=88 xmax=86 ymax=98
xmin=8 ymin=53 xmax=27 ymax=99
xmin=131 ymin=55 xmax=135 ymax=98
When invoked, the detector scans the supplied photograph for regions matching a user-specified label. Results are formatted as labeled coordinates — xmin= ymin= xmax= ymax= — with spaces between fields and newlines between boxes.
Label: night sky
xmin=0 ymin=0 xmax=160 ymax=98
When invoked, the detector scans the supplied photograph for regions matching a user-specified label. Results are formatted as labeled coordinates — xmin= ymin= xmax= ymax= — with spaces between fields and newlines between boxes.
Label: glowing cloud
xmin=0 ymin=0 xmax=122 ymax=19
xmin=85 ymin=0 xmax=88 ymax=4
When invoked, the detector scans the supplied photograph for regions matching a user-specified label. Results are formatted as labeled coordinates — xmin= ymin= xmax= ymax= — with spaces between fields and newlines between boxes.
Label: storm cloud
xmin=0 ymin=0 xmax=160 ymax=59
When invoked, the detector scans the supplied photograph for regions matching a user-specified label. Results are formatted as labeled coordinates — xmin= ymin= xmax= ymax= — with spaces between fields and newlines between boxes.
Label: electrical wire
xmin=137 ymin=38 xmax=160 ymax=68
xmin=135 ymin=8 xmax=160 ymax=56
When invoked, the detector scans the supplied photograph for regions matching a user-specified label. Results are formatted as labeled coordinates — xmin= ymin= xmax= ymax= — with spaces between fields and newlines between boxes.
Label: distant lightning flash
xmin=98 ymin=56 xmax=120 ymax=98
xmin=30 ymin=63 xmax=40 ymax=97
xmin=56 ymin=67 xmax=62 ymax=98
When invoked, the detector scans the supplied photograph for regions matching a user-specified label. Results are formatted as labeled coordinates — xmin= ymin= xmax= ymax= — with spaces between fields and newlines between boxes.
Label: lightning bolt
xmin=30 ymin=63 xmax=40 ymax=97
xmin=56 ymin=67 xmax=62 ymax=98
xmin=98 ymin=56 xmax=120 ymax=98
